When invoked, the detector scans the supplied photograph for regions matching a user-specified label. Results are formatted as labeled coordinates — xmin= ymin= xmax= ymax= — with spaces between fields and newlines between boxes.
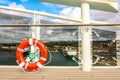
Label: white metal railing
xmin=0 ymin=5 xmax=119 ymax=26
xmin=0 ymin=23 xmax=120 ymax=27
xmin=0 ymin=5 xmax=120 ymax=71
xmin=0 ymin=5 xmax=82 ymax=23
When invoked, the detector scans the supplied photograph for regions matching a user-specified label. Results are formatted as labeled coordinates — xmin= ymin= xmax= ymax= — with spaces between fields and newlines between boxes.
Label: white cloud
xmin=91 ymin=5 xmax=120 ymax=23
xmin=42 ymin=2 xmax=55 ymax=7
xmin=42 ymin=2 xmax=67 ymax=8
xmin=91 ymin=5 xmax=120 ymax=37
xmin=60 ymin=7 xmax=81 ymax=19
xmin=9 ymin=2 xmax=25 ymax=9
xmin=0 ymin=2 xmax=31 ymax=18
xmin=20 ymin=0 xmax=28 ymax=2
xmin=7 ymin=2 xmax=31 ymax=17
xmin=60 ymin=7 xmax=73 ymax=16
xmin=57 ymin=5 xmax=67 ymax=8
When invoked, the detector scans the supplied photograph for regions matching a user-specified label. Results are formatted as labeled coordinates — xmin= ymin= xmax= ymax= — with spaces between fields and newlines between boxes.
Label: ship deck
xmin=0 ymin=66 xmax=120 ymax=80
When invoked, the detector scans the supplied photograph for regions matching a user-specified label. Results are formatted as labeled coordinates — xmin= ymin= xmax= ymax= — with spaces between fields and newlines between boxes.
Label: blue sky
xmin=0 ymin=0 xmax=120 ymax=24
xmin=0 ymin=0 xmax=65 ymax=14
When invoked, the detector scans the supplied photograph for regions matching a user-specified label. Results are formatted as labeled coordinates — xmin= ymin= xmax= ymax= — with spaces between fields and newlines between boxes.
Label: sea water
xmin=0 ymin=50 xmax=78 ymax=66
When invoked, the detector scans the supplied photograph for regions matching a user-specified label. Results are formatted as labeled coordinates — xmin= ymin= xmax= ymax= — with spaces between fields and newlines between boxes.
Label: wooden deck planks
xmin=0 ymin=67 xmax=120 ymax=80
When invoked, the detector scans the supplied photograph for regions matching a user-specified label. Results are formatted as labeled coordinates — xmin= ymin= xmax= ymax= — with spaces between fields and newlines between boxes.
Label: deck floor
xmin=0 ymin=67 xmax=120 ymax=80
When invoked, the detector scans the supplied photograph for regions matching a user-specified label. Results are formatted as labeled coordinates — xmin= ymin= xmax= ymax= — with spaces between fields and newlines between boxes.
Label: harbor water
xmin=0 ymin=50 xmax=78 ymax=66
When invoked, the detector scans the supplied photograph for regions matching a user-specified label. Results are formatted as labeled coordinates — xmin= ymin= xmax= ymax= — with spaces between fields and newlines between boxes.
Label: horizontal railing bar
xmin=0 ymin=5 xmax=82 ymax=23
xmin=0 ymin=24 xmax=120 ymax=27
xmin=0 ymin=5 xmax=119 ymax=27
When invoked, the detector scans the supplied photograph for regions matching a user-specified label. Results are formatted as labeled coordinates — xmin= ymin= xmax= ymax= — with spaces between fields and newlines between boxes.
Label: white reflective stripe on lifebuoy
xmin=34 ymin=58 xmax=39 ymax=62
xmin=29 ymin=38 xmax=33 ymax=45
xmin=40 ymin=57 xmax=46 ymax=61
xmin=25 ymin=63 xmax=29 ymax=69
xmin=36 ymin=62 xmax=43 ymax=68
xmin=19 ymin=61 xmax=25 ymax=68
xmin=34 ymin=39 xmax=38 ymax=46
xmin=35 ymin=46 xmax=39 ymax=49
xmin=25 ymin=57 xmax=30 ymax=62
xmin=17 ymin=47 xmax=24 ymax=52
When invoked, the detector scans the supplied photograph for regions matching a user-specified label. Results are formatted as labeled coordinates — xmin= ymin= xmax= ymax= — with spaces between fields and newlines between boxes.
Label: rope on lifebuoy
xmin=16 ymin=38 xmax=48 ymax=71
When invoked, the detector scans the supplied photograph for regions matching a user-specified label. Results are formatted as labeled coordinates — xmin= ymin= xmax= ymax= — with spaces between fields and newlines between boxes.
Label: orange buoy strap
xmin=36 ymin=62 xmax=43 ymax=68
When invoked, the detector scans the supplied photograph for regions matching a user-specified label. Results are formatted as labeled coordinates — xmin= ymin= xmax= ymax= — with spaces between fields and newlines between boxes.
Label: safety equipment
xmin=16 ymin=38 xmax=48 ymax=71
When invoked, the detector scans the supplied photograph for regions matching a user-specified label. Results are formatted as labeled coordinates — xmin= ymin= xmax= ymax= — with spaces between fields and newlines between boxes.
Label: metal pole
xmin=32 ymin=12 xmax=37 ymax=39
xmin=36 ymin=15 xmax=41 ymax=40
xmin=81 ymin=2 xmax=92 ymax=71
xmin=0 ymin=23 xmax=120 ymax=27
xmin=78 ymin=27 xmax=82 ymax=62
xmin=30 ymin=12 xmax=37 ymax=53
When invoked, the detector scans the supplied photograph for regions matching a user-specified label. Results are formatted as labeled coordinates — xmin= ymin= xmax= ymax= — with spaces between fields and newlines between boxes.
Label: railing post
xmin=81 ymin=2 xmax=92 ymax=71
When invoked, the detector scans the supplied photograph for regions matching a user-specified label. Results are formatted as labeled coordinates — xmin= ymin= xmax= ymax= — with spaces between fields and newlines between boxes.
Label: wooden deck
xmin=0 ymin=66 xmax=120 ymax=80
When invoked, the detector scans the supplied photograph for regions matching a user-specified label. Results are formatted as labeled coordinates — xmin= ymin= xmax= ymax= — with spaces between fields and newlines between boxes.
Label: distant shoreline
xmin=0 ymin=43 xmax=18 ymax=51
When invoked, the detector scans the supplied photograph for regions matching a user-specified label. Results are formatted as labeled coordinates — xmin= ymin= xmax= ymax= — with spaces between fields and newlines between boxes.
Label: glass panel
xmin=92 ymin=27 xmax=117 ymax=66
xmin=0 ymin=13 xmax=81 ymax=66
xmin=0 ymin=9 xmax=119 ymax=67
xmin=40 ymin=25 xmax=79 ymax=66
xmin=38 ymin=17 xmax=82 ymax=66
xmin=0 ymin=10 xmax=32 ymax=65
xmin=116 ymin=40 xmax=120 ymax=66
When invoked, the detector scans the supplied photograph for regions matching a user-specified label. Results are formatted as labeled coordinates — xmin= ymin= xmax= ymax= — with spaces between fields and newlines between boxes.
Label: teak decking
xmin=0 ymin=66 xmax=120 ymax=80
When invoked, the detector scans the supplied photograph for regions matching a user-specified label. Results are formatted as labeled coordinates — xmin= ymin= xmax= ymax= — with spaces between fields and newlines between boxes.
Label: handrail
xmin=0 ymin=5 xmax=82 ymax=23
xmin=0 ymin=23 xmax=120 ymax=27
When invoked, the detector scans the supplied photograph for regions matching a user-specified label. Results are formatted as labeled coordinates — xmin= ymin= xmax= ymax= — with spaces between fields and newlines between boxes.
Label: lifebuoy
xmin=16 ymin=38 xmax=48 ymax=71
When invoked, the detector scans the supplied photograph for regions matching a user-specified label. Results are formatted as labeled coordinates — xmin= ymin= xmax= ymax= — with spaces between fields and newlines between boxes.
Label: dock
xmin=0 ymin=66 xmax=120 ymax=80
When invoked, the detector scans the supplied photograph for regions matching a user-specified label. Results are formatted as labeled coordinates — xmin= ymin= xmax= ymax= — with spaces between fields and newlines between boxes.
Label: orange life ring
xmin=16 ymin=38 xmax=48 ymax=71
